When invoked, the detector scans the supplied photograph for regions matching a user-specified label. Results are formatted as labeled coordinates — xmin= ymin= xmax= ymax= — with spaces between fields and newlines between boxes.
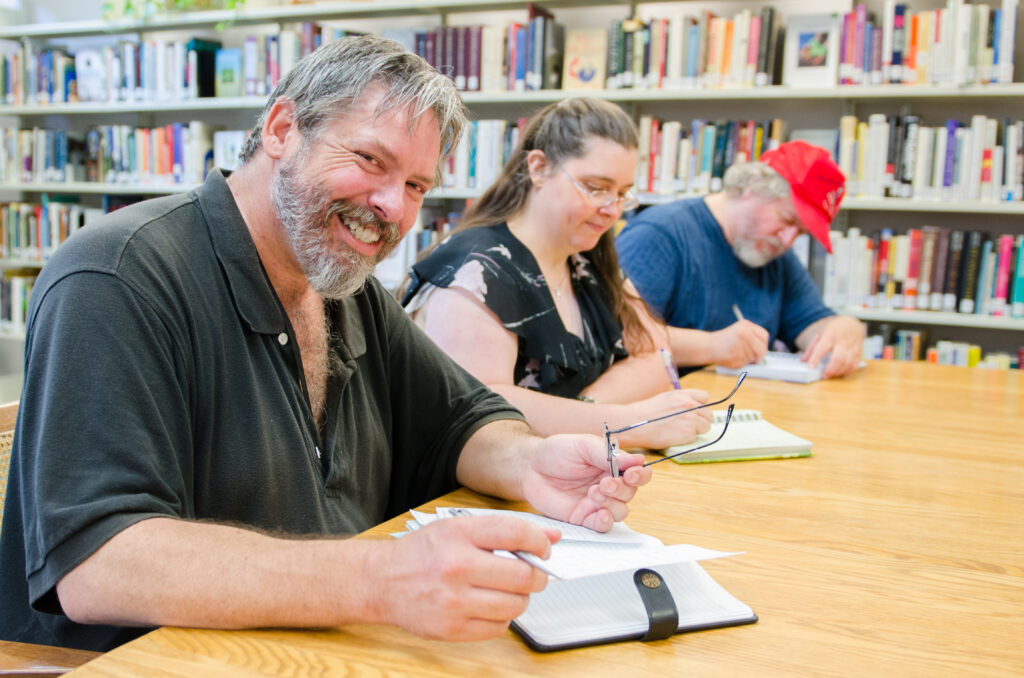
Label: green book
xmin=214 ymin=47 xmax=243 ymax=98
xmin=663 ymin=409 xmax=812 ymax=464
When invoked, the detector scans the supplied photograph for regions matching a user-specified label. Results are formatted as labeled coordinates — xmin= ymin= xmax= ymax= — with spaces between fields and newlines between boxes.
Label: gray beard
xmin=271 ymin=157 xmax=402 ymax=300
xmin=732 ymin=237 xmax=785 ymax=268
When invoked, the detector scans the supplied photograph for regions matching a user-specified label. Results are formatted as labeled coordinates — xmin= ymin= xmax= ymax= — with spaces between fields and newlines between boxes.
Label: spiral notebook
xmin=663 ymin=409 xmax=812 ymax=464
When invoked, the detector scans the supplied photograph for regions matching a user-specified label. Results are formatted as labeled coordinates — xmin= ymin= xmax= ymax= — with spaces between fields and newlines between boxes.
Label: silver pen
xmin=448 ymin=508 xmax=561 ymax=579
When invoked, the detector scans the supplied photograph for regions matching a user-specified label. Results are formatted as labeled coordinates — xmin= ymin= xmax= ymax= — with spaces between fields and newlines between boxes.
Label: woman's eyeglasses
xmin=561 ymin=168 xmax=640 ymax=211
xmin=604 ymin=373 xmax=747 ymax=478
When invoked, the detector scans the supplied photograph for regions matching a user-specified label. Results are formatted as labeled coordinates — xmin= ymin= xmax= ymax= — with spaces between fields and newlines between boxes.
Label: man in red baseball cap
xmin=617 ymin=140 xmax=865 ymax=379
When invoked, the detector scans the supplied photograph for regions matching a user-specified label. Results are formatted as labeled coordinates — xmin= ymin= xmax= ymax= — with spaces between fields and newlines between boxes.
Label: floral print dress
xmin=402 ymin=223 xmax=628 ymax=398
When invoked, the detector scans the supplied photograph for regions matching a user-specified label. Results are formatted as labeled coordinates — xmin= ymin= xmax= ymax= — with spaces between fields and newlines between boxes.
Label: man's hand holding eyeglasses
xmin=519 ymin=433 xmax=652 ymax=533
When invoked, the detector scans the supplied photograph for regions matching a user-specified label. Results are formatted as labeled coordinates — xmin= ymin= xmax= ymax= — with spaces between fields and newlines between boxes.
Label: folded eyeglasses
xmin=604 ymin=372 xmax=747 ymax=478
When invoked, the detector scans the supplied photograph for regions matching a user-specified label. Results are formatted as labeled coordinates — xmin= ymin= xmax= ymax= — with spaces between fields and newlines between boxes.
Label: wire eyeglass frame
xmin=604 ymin=372 xmax=747 ymax=478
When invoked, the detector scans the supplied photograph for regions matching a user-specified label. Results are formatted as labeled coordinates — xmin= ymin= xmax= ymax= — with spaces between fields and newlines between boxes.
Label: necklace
xmin=549 ymin=266 xmax=571 ymax=300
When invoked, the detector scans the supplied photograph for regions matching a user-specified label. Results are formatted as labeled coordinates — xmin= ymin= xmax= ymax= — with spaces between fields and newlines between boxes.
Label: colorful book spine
xmin=991 ymin=233 xmax=1015 ymax=315
xmin=1011 ymin=234 xmax=1024 ymax=317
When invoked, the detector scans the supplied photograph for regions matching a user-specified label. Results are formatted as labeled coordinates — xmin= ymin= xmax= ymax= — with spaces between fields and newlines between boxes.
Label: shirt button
xmin=277 ymin=333 xmax=288 ymax=345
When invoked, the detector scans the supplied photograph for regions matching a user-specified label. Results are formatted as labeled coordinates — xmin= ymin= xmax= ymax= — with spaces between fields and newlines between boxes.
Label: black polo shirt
xmin=0 ymin=170 xmax=522 ymax=651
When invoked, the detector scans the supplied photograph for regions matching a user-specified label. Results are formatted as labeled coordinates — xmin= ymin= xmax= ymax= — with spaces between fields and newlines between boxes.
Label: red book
xmin=655 ymin=17 xmax=669 ymax=88
xmin=903 ymin=228 xmax=923 ymax=310
xmin=34 ymin=204 xmax=43 ymax=260
xmin=875 ymin=230 xmax=891 ymax=304
xmin=647 ymin=117 xmax=660 ymax=192
xmin=905 ymin=13 xmax=918 ymax=82
xmin=992 ymin=234 xmax=1015 ymax=316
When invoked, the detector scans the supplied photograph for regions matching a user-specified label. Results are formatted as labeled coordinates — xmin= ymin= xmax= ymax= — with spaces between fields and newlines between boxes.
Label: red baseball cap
xmin=759 ymin=140 xmax=845 ymax=254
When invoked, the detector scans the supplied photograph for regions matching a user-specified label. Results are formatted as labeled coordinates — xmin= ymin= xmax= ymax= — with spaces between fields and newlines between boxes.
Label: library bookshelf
xmin=1 ymin=0 xmax=1022 ymax=366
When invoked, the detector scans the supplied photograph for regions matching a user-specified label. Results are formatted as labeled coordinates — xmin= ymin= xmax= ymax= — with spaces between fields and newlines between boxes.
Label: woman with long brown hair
xmin=402 ymin=98 xmax=711 ymax=450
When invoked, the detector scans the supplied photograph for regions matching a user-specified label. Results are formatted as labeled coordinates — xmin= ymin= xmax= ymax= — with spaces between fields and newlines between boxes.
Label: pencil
xmin=448 ymin=508 xmax=561 ymax=579
xmin=659 ymin=348 xmax=682 ymax=390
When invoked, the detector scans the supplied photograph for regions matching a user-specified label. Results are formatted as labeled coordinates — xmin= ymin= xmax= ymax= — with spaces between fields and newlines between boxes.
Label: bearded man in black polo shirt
xmin=0 ymin=35 xmax=651 ymax=652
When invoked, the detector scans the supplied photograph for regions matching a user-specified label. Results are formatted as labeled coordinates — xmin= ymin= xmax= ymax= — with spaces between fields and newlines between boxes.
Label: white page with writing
xmin=404 ymin=508 xmax=740 ymax=580
xmin=420 ymin=507 xmax=661 ymax=545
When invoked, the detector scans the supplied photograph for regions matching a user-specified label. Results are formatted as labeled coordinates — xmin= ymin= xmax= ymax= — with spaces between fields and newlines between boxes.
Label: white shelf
xmin=634 ymin=193 xmax=1024 ymax=213
xmin=464 ymin=83 xmax=1024 ymax=104
xmin=0 ymin=259 xmax=46 ymax=269
xmin=0 ymin=97 xmax=265 ymax=116
xmin=0 ymin=0 xmax=645 ymax=39
xmin=837 ymin=307 xmax=1024 ymax=331
xmin=5 ymin=84 xmax=1024 ymax=117
xmin=0 ymin=182 xmax=196 ymax=195
xmin=8 ymin=183 xmax=1020 ymax=214
xmin=841 ymin=197 xmax=1024 ymax=214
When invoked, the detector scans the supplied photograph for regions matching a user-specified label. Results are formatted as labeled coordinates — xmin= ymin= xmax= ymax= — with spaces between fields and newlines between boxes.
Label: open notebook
xmin=663 ymin=409 xmax=812 ymax=464
xmin=395 ymin=508 xmax=756 ymax=652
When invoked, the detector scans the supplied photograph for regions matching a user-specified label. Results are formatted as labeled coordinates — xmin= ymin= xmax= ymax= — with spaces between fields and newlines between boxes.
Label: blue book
xmin=514 ymin=25 xmax=528 ymax=90
xmin=942 ymin=120 xmax=958 ymax=193
xmin=862 ymin=21 xmax=873 ymax=83
xmin=466 ymin=120 xmax=477 ymax=188
xmin=685 ymin=23 xmax=700 ymax=81
xmin=173 ymin=122 xmax=184 ymax=183
xmin=890 ymin=4 xmax=906 ymax=82
xmin=55 ymin=129 xmax=68 ymax=182
xmin=991 ymin=9 xmax=1001 ymax=83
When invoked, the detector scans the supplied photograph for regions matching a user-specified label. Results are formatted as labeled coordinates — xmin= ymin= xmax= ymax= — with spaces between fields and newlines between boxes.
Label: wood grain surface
xmin=66 ymin=361 xmax=1024 ymax=677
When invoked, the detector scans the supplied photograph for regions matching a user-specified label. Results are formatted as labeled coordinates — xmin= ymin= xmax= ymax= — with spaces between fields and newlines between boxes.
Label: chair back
xmin=0 ymin=400 xmax=16 ymax=536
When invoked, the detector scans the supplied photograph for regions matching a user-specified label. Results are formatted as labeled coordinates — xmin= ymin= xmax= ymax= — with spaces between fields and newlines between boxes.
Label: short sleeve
xmin=19 ymin=270 xmax=193 ymax=614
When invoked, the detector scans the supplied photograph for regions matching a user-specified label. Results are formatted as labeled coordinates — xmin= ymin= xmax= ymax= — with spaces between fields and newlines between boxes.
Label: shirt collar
xmin=197 ymin=169 xmax=366 ymax=358
xmin=197 ymin=168 xmax=286 ymax=335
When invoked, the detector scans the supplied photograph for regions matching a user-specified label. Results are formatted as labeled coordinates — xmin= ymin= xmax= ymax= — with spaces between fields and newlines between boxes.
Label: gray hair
xmin=722 ymin=161 xmax=791 ymax=200
xmin=238 ymin=34 xmax=468 ymax=185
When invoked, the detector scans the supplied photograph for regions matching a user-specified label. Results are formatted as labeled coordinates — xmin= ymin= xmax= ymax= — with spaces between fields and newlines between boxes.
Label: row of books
xmin=838 ymin=0 xmax=1018 ymax=87
xmin=438 ymin=114 xmax=786 ymax=197
xmin=381 ymin=3 xmax=563 ymax=93
xmin=634 ymin=116 xmax=785 ymax=196
xmin=0 ymin=124 xmax=247 ymax=187
xmin=625 ymin=112 xmax=1024 ymax=204
xmin=0 ymin=274 xmax=33 ymax=334
xmin=4 ymin=2 xmax=1018 ymax=107
xmin=0 ymin=199 xmax=101 ymax=263
xmin=863 ymin=331 xmax=1022 ymax=368
xmin=442 ymin=118 xmax=524 ymax=191
xmin=834 ymin=113 xmax=1024 ymax=202
xmin=0 ymin=21 xmax=344 ymax=106
xmin=824 ymin=226 xmax=1024 ymax=318
xmin=582 ymin=8 xmax=781 ymax=91
xmin=219 ymin=25 xmax=367 ymax=99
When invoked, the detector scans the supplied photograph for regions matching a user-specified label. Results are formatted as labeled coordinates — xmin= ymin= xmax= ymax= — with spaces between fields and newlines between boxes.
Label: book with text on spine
xmin=662 ymin=409 xmax=812 ymax=464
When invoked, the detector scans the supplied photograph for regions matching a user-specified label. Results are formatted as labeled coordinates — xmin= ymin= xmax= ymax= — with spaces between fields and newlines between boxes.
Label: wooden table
xmin=68 ymin=361 xmax=1024 ymax=677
